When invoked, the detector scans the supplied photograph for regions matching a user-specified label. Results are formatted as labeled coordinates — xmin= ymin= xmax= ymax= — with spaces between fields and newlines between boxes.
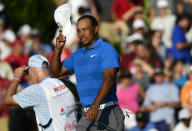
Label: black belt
xmin=39 ymin=118 xmax=52 ymax=129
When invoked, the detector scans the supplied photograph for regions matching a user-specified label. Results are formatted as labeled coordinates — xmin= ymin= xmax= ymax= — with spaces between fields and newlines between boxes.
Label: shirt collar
xmin=87 ymin=38 xmax=103 ymax=50
xmin=41 ymin=76 xmax=50 ymax=82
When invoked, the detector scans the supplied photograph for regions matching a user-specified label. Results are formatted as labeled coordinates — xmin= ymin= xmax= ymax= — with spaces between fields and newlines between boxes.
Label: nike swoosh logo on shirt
xmin=90 ymin=54 xmax=96 ymax=58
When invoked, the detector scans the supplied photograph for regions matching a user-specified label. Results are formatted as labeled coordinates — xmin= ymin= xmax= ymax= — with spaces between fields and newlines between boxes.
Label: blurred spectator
xmin=135 ymin=43 xmax=163 ymax=69
xmin=120 ymin=40 xmax=138 ymax=70
xmin=181 ymin=69 xmax=192 ymax=117
xmin=27 ymin=29 xmax=52 ymax=58
xmin=141 ymin=68 xmax=179 ymax=131
xmin=132 ymin=19 xmax=146 ymax=35
xmin=112 ymin=0 xmax=134 ymax=49
xmin=94 ymin=0 xmax=119 ymax=44
xmin=151 ymin=0 xmax=176 ymax=48
xmin=174 ymin=1 xmax=192 ymax=43
xmin=172 ymin=60 xmax=187 ymax=90
xmin=117 ymin=70 xmax=145 ymax=113
xmin=174 ymin=108 xmax=192 ymax=131
xmin=171 ymin=14 xmax=192 ymax=64
xmin=0 ymin=29 xmax=15 ymax=60
xmin=150 ymin=30 xmax=166 ymax=60
xmin=126 ymin=33 xmax=143 ymax=51
xmin=117 ymin=70 xmax=145 ymax=130
xmin=132 ymin=60 xmax=151 ymax=90
xmin=164 ymin=55 xmax=173 ymax=74
xmin=17 ymin=24 xmax=33 ymax=54
xmin=0 ymin=50 xmax=13 ymax=81
xmin=4 ymin=39 xmax=29 ymax=70
xmin=0 ymin=77 xmax=10 ymax=131
xmin=175 ymin=1 xmax=185 ymax=16
xmin=129 ymin=111 xmax=158 ymax=131
xmin=174 ymin=0 xmax=192 ymax=17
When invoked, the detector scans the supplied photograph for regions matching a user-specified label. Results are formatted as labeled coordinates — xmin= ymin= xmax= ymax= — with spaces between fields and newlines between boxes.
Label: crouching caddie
xmin=4 ymin=54 xmax=77 ymax=131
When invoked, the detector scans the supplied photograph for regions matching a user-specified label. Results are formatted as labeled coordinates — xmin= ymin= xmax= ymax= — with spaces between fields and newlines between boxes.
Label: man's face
xmin=181 ymin=18 xmax=190 ymax=31
xmin=28 ymin=68 xmax=37 ymax=84
xmin=77 ymin=18 xmax=98 ymax=46
xmin=154 ymin=74 xmax=164 ymax=84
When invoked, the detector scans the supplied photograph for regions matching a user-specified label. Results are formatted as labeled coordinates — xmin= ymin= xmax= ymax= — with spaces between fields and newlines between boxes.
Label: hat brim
xmin=61 ymin=20 xmax=71 ymax=36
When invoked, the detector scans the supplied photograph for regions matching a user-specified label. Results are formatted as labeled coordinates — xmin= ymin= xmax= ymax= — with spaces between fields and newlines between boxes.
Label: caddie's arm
xmin=4 ymin=66 xmax=25 ymax=106
xmin=85 ymin=67 xmax=118 ymax=120
xmin=50 ymin=30 xmax=71 ymax=78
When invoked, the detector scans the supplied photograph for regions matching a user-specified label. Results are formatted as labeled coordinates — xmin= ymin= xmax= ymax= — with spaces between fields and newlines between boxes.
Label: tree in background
xmin=2 ymin=0 xmax=57 ymax=43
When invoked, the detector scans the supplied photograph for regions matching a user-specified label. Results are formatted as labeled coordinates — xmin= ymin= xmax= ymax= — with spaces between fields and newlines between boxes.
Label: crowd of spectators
xmin=1 ymin=0 xmax=192 ymax=131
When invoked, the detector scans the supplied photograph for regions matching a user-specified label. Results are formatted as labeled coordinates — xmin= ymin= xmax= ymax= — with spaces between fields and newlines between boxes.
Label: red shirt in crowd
xmin=49 ymin=49 xmax=72 ymax=63
xmin=4 ymin=53 xmax=29 ymax=70
xmin=112 ymin=0 xmax=134 ymax=19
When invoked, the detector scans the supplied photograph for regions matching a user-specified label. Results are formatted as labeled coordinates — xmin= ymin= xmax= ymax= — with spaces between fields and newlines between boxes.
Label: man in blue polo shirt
xmin=50 ymin=15 xmax=124 ymax=130
xmin=171 ymin=15 xmax=192 ymax=64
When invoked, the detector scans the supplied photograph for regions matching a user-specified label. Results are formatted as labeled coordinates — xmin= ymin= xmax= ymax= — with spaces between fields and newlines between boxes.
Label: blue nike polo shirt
xmin=62 ymin=38 xmax=120 ymax=107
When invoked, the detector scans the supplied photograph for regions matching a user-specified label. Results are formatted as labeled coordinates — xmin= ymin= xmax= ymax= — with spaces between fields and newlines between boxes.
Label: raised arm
xmin=4 ymin=66 xmax=25 ymax=106
xmin=50 ymin=30 xmax=70 ymax=78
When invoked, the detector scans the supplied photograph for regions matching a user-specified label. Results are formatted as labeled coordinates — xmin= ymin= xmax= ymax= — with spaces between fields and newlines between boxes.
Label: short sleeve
xmin=181 ymin=85 xmax=189 ymax=104
xmin=169 ymin=85 xmax=179 ymax=102
xmin=143 ymin=87 xmax=152 ymax=106
xmin=13 ymin=84 xmax=42 ymax=108
xmin=62 ymin=55 xmax=74 ymax=74
xmin=102 ymin=46 xmax=120 ymax=71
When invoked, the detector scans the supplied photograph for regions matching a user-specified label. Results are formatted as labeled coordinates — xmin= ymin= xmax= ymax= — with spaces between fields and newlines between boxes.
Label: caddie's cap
xmin=25 ymin=54 xmax=49 ymax=71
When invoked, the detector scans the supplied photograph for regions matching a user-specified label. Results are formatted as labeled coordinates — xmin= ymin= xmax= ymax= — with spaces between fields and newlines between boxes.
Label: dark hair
xmin=77 ymin=15 xmax=98 ymax=27
xmin=171 ymin=59 xmax=184 ymax=68
xmin=42 ymin=61 xmax=49 ymax=70
xmin=136 ymin=111 xmax=146 ymax=121
xmin=119 ymin=70 xmax=132 ymax=80
xmin=176 ymin=14 xmax=191 ymax=24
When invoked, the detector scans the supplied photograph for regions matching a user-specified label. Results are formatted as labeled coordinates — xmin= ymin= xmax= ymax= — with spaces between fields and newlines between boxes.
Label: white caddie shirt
xmin=14 ymin=77 xmax=77 ymax=131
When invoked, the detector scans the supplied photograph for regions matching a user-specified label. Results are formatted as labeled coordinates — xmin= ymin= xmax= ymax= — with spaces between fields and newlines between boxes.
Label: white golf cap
xmin=25 ymin=54 xmax=49 ymax=71
xmin=127 ymin=33 xmax=143 ymax=43
xmin=0 ymin=2 xmax=4 ymax=12
xmin=18 ymin=24 xmax=32 ymax=36
xmin=3 ymin=30 xmax=16 ymax=43
xmin=157 ymin=0 xmax=169 ymax=8
xmin=54 ymin=3 xmax=72 ymax=36
xmin=178 ymin=108 xmax=191 ymax=120
xmin=133 ymin=19 xmax=145 ymax=29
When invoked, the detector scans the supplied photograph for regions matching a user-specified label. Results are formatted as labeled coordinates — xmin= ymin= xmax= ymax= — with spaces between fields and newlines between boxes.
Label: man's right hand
xmin=55 ymin=29 xmax=66 ymax=50
xmin=14 ymin=66 xmax=26 ymax=79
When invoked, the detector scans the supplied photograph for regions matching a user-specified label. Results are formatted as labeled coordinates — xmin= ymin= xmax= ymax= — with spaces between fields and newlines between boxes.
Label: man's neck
xmin=86 ymin=37 xmax=99 ymax=49
xmin=38 ymin=73 xmax=50 ymax=83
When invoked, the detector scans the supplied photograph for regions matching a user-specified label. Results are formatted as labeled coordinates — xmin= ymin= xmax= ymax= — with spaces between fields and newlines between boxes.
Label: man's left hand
xmin=84 ymin=106 xmax=98 ymax=121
